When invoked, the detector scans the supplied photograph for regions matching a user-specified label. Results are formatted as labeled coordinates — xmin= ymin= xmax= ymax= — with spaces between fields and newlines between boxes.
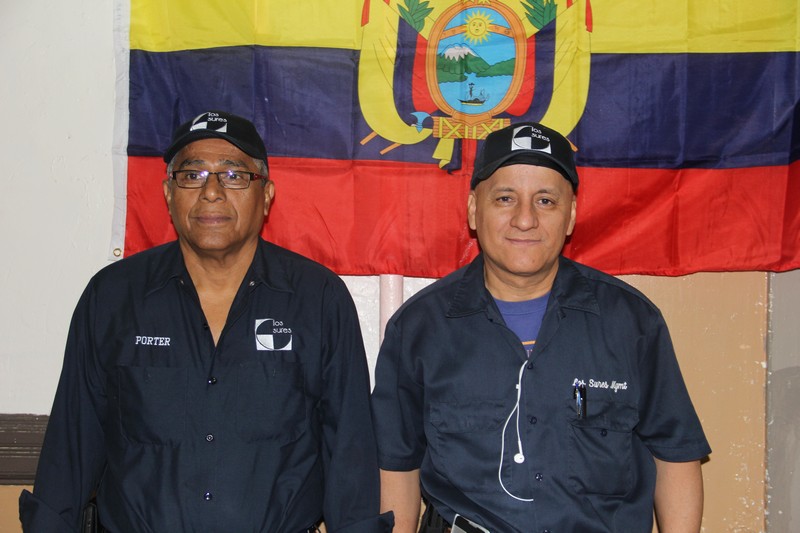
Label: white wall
xmin=0 ymin=0 xmax=117 ymax=413
xmin=0 ymin=0 xmax=431 ymax=414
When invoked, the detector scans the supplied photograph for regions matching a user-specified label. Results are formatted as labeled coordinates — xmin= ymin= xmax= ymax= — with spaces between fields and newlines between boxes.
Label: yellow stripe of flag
xmin=130 ymin=0 xmax=800 ymax=53
xmin=592 ymin=0 xmax=800 ymax=53
xmin=130 ymin=0 xmax=365 ymax=51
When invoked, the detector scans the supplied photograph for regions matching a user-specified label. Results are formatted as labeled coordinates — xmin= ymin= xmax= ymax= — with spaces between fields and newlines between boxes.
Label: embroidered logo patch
xmin=255 ymin=318 xmax=293 ymax=351
xmin=511 ymin=124 xmax=553 ymax=154
xmin=574 ymin=377 xmax=629 ymax=394
xmin=134 ymin=335 xmax=171 ymax=347
xmin=189 ymin=111 xmax=228 ymax=133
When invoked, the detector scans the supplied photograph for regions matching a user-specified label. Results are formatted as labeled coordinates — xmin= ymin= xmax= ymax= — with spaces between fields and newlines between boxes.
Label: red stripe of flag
xmin=126 ymin=156 xmax=800 ymax=276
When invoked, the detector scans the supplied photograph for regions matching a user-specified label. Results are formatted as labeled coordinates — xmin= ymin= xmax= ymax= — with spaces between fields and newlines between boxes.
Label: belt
xmin=419 ymin=505 xmax=491 ymax=533
xmin=418 ymin=502 xmax=451 ymax=533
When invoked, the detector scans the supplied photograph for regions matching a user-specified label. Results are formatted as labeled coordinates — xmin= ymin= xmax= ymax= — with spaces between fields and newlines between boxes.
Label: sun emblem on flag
xmin=464 ymin=10 xmax=493 ymax=44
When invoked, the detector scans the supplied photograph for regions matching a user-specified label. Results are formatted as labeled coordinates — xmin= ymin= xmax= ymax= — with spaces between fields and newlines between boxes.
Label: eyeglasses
xmin=169 ymin=169 xmax=268 ymax=189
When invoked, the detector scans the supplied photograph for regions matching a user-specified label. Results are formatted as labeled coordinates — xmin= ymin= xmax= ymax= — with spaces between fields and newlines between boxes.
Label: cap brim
xmin=471 ymin=152 xmax=577 ymax=189
xmin=163 ymin=130 xmax=266 ymax=164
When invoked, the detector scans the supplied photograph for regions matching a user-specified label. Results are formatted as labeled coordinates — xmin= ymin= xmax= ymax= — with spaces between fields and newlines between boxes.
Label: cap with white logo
xmin=163 ymin=111 xmax=268 ymax=168
xmin=470 ymin=122 xmax=578 ymax=190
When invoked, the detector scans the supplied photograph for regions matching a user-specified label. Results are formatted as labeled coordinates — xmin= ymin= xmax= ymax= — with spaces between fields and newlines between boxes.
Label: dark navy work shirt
xmin=372 ymin=254 xmax=711 ymax=533
xmin=20 ymin=239 xmax=390 ymax=533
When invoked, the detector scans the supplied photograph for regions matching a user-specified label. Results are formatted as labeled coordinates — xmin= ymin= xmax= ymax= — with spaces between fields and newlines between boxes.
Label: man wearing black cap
xmin=20 ymin=111 xmax=392 ymax=532
xmin=371 ymin=122 xmax=710 ymax=532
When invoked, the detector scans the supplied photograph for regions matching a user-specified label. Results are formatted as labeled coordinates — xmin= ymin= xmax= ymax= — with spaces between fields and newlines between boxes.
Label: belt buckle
xmin=452 ymin=514 xmax=490 ymax=533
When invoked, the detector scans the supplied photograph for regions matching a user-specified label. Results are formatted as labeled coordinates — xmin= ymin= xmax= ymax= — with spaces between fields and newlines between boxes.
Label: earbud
xmin=514 ymin=453 xmax=525 ymax=464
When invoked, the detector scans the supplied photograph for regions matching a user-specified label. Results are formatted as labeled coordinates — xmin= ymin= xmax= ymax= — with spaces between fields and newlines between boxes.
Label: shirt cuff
xmin=19 ymin=489 xmax=79 ymax=533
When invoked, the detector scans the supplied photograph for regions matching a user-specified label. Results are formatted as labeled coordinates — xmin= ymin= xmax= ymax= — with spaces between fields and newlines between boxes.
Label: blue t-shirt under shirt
xmin=494 ymin=293 xmax=550 ymax=357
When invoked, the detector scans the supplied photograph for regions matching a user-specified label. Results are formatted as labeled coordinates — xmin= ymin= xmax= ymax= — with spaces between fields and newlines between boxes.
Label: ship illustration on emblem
xmin=358 ymin=0 xmax=593 ymax=168
xmin=459 ymin=82 xmax=488 ymax=107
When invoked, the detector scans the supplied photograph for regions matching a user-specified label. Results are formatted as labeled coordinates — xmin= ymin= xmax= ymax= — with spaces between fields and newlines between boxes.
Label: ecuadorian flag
xmin=113 ymin=0 xmax=800 ymax=277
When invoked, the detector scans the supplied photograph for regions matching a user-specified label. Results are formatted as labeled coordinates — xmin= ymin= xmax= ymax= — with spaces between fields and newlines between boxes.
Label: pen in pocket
xmin=573 ymin=381 xmax=587 ymax=418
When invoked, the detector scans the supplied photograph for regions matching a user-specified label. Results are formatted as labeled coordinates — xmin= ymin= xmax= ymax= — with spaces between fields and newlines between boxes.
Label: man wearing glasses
xmin=20 ymin=111 xmax=392 ymax=533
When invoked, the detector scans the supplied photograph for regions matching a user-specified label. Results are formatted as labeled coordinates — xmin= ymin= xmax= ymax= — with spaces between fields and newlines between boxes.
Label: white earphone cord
xmin=498 ymin=361 xmax=534 ymax=502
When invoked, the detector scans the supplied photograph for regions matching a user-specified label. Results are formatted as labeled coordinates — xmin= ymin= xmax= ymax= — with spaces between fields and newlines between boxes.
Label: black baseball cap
xmin=163 ymin=111 xmax=268 ymax=168
xmin=471 ymin=122 xmax=578 ymax=190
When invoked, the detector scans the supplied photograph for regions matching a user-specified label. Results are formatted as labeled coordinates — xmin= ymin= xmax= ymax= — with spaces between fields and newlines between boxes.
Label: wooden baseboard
xmin=0 ymin=415 xmax=48 ymax=485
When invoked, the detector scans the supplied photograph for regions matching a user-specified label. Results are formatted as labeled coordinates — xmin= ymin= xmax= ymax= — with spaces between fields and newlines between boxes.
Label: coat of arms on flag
xmin=359 ymin=0 xmax=591 ymax=168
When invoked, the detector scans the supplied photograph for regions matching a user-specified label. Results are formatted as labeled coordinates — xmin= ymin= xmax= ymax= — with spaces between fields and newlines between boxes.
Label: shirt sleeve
xmin=19 ymin=283 xmax=107 ymax=533
xmin=636 ymin=310 xmax=712 ymax=462
xmin=318 ymin=279 xmax=391 ymax=532
xmin=370 ymin=314 xmax=427 ymax=471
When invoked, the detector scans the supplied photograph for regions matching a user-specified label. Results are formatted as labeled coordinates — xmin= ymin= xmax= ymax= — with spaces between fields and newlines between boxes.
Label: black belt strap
xmin=418 ymin=502 xmax=451 ymax=533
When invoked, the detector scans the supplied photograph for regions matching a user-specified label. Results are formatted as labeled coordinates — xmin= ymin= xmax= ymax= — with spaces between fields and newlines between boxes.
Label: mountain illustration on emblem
xmin=436 ymin=42 xmax=516 ymax=112
xmin=436 ymin=43 xmax=515 ymax=83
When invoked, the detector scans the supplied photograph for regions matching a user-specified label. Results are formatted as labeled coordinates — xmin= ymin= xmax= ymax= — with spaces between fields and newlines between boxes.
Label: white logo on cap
xmin=511 ymin=125 xmax=551 ymax=154
xmin=189 ymin=112 xmax=228 ymax=133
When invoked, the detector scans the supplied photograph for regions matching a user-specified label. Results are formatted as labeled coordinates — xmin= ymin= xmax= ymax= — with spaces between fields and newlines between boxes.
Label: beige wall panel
xmin=621 ymin=272 xmax=767 ymax=533
xmin=0 ymin=486 xmax=25 ymax=533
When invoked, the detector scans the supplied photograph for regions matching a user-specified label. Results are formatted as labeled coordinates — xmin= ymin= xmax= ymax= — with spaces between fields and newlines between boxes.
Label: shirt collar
xmin=446 ymin=254 xmax=600 ymax=317
xmin=550 ymin=256 xmax=601 ymax=316
xmin=143 ymin=242 xmax=187 ymax=296
xmin=248 ymin=239 xmax=295 ymax=293
xmin=446 ymin=255 xmax=492 ymax=317
xmin=143 ymin=239 xmax=295 ymax=296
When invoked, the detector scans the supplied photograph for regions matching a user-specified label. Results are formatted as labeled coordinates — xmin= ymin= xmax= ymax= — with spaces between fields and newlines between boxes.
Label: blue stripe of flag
xmin=128 ymin=46 xmax=800 ymax=168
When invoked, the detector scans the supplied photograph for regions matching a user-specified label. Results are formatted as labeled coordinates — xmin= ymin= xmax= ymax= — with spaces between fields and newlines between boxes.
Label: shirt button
xmin=207 ymin=377 xmax=218 ymax=385
xmin=601 ymin=429 xmax=608 ymax=437
xmin=535 ymin=473 xmax=544 ymax=481
xmin=205 ymin=434 xmax=214 ymax=442
xmin=249 ymin=281 xmax=255 ymax=287
xmin=527 ymin=362 xmax=534 ymax=370
xmin=203 ymin=492 xmax=213 ymax=501
xmin=528 ymin=416 xmax=537 ymax=424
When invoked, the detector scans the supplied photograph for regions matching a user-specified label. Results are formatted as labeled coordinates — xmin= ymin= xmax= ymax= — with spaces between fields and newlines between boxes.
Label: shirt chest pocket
xmin=235 ymin=360 xmax=307 ymax=444
xmin=568 ymin=400 xmax=638 ymax=496
xmin=429 ymin=400 xmax=507 ymax=493
xmin=116 ymin=366 xmax=188 ymax=446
